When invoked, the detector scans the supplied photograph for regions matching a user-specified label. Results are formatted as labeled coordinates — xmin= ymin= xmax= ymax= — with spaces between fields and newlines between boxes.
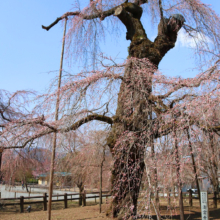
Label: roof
xmin=37 ymin=172 xmax=72 ymax=177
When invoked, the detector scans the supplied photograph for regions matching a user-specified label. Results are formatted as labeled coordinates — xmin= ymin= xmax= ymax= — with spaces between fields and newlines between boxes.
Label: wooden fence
xmin=0 ymin=191 xmax=111 ymax=213
xmin=1 ymin=190 xmax=219 ymax=213
xmin=155 ymin=190 xmax=220 ymax=208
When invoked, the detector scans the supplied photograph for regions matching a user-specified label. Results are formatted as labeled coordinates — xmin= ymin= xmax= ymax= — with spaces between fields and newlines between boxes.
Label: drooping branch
xmin=154 ymin=111 xmax=220 ymax=139
xmin=3 ymin=114 xmax=113 ymax=149
xmin=155 ymin=60 xmax=219 ymax=100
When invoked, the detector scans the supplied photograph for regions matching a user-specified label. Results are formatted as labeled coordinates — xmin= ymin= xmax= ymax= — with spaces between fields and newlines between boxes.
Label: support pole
xmin=47 ymin=18 xmax=67 ymax=220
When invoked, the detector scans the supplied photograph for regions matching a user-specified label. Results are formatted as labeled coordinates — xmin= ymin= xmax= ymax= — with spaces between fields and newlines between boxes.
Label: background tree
xmin=56 ymin=130 xmax=112 ymax=193
xmin=1 ymin=147 xmax=51 ymax=191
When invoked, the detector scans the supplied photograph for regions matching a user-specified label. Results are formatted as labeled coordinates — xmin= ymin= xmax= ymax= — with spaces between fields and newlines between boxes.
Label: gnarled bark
xmin=107 ymin=3 xmax=185 ymax=218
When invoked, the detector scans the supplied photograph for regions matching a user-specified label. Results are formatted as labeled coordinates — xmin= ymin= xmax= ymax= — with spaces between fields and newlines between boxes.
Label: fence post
xmin=64 ymin=193 xmax=67 ymax=208
xmin=189 ymin=189 xmax=192 ymax=207
xmin=20 ymin=196 xmax=24 ymax=213
xmin=83 ymin=191 xmax=86 ymax=206
xmin=43 ymin=193 xmax=47 ymax=211
xmin=213 ymin=191 xmax=217 ymax=208
xmin=15 ymin=192 xmax=16 ymax=198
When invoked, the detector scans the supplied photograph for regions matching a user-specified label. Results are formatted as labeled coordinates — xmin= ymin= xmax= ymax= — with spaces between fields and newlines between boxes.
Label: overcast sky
xmin=1 ymin=0 xmax=220 ymax=94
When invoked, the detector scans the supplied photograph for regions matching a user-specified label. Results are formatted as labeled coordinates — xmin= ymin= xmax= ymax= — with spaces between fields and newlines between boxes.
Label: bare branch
xmin=42 ymin=7 xmax=117 ymax=31
xmin=3 ymin=114 xmax=113 ymax=149
xmin=169 ymin=94 xmax=197 ymax=108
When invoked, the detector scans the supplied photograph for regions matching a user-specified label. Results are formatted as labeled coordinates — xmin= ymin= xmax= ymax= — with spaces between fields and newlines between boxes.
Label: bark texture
xmin=106 ymin=3 xmax=185 ymax=219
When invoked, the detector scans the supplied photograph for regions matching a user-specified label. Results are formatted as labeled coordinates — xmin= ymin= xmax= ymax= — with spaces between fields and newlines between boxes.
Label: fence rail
xmin=0 ymin=191 xmax=111 ymax=213
xmin=1 ymin=190 xmax=219 ymax=213
xmin=151 ymin=190 xmax=220 ymax=207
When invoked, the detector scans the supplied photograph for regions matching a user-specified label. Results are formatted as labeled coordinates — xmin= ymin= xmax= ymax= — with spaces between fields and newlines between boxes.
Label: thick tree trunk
xmin=106 ymin=3 xmax=184 ymax=219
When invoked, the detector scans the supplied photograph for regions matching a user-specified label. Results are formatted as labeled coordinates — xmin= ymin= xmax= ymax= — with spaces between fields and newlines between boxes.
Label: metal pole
xmin=47 ymin=18 xmax=67 ymax=220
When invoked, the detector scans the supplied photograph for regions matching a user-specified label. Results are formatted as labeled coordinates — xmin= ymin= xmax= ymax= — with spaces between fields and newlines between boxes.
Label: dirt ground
xmin=1 ymin=205 xmax=220 ymax=220
xmin=0 ymin=204 xmax=110 ymax=220
xmin=0 ymin=200 xmax=220 ymax=219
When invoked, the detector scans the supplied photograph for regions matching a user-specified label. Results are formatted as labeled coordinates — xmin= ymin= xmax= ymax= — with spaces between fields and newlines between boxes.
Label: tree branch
xmin=156 ymin=60 xmax=219 ymax=100
xmin=114 ymin=6 xmax=135 ymax=41
xmin=42 ymin=7 xmax=117 ymax=31
xmin=3 ymin=114 xmax=113 ymax=149
xmin=169 ymin=94 xmax=197 ymax=108
xmin=42 ymin=2 xmax=148 ymax=32
xmin=64 ymin=114 xmax=113 ymax=132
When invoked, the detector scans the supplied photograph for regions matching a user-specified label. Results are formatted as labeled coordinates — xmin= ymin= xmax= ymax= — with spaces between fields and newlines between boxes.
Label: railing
xmin=1 ymin=190 xmax=219 ymax=213
xmin=0 ymin=191 xmax=111 ymax=213
xmin=149 ymin=190 xmax=220 ymax=208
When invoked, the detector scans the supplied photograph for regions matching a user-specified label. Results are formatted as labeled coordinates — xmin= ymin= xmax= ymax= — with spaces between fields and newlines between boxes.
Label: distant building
xmin=37 ymin=172 xmax=72 ymax=186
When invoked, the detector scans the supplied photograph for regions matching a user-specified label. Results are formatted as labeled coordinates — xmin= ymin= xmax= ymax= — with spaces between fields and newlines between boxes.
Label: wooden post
xmin=43 ymin=193 xmax=47 ymax=211
xmin=15 ymin=192 xmax=16 ymax=198
xmin=20 ymin=196 xmax=24 ymax=213
xmin=201 ymin=191 xmax=209 ymax=220
xmin=213 ymin=191 xmax=217 ymax=208
xmin=189 ymin=189 xmax=193 ymax=207
xmin=47 ymin=17 xmax=67 ymax=220
xmin=83 ymin=191 xmax=86 ymax=206
xmin=64 ymin=193 xmax=67 ymax=208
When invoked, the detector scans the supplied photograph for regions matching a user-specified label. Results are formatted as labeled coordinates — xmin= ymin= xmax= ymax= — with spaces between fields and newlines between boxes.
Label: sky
xmin=0 ymin=0 xmax=220 ymax=95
